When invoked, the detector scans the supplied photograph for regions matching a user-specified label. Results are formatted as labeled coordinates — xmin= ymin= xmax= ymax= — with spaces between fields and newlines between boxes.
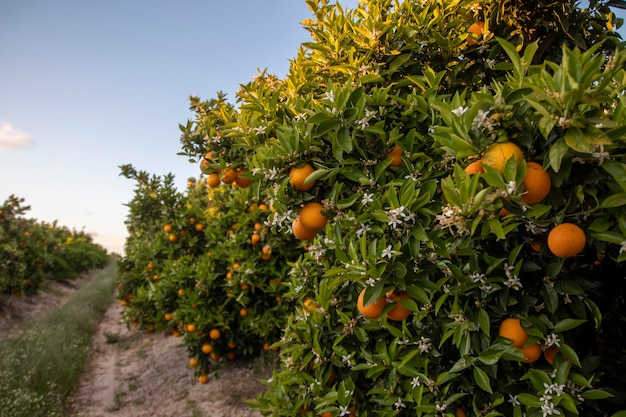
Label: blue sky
xmin=0 ymin=1 xmax=623 ymax=254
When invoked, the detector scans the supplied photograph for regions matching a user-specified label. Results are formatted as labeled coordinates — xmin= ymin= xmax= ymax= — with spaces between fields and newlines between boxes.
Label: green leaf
xmin=602 ymin=159 xmax=626 ymax=192
xmin=517 ymin=393 xmax=541 ymax=408
xmin=473 ymin=365 xmax=492 ymax=393
xmin=478 ymin=308 xmax=490 ymax=337
xmin=600 ymin=193 xmax=626 ymax=208
xmin=582 ymin=389 xmax=614 ymax=400
xmin=549 ymin=138 xmax=569 ymax=173
xmin=553 ymin=318 xmax=586 ymax=333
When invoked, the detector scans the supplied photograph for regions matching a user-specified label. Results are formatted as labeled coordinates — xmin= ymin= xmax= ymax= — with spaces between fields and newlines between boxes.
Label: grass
xmin=0 ymin=262 xmax=116 ymax=417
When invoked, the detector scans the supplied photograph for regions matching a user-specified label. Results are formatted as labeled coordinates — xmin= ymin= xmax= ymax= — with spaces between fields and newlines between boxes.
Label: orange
xmin=210 ymin=352 xmax=221 ymax=362
xmin=198 ymin=373 xmax=209 ymax=384
xmin=357 ymin=288 xmax=386 ymax=319
xmin=168 ymin=234 xmax=178 ymax=242
xmin=464 ymin=159 xmax=484 ymax=175
xmin=385 ymin=291 xmax=412 ymax=321
xmin=240 ymin=308 xmax=248 ymax=317
xmin=164 ymin=313 xmax=172 ymax=321
xmin=207 ymin=172 xmax=220 ymax=187
xmin=226 ymin=351 xmax=236 ymax=361
xmin=254 ymin=222 xmax=263 ymax=231
xmin=320 ymin=413 xmax=333 ymax=417
xmin=263 ymin=342 xmax=270 ymax=351
xmin=303 ymin=298 xmax=319 ymax=315
xmin=262 ymin=245 xmax=271 ymax=255
xmin=227 ymin=341 xmax=237 ymax=349
xmin=201 ymin=343 xmax=213 ymax=354
xmin=233 ymin=262 xmax=241 ymax=269
xmin=386 ymin=144 xmax=403 ymax=167
xmin=262 ymin=253 xmax=271 ymax=261
xmin=481 ymin=142 xmax=524 ymax=174
xmin=467 ymin=21 xmax=485 ymax=45
xmin=147 ymin=262 xmax=154 ymax=270
xmin=195 ymin=223 xmax=205 ymax=232
xmin=498 ymin=318 xmax=529 ymax=347
xmin=177 ymin=288 xmax=184 ymax=297
xmin=235 ymin=170 xmax=252 ymax=188
xmin=300 ymin=202 xmax=328 ymax=230
xmin=186 ymin=323 xmax=197 ymax=333
xmin=172 ymin=330 xmax=182 ymax=338
xmin=292 ymin=217 xmax=319 ymax=240
xmin=289 ymin=163 xmax=316 ymax=191
xmin=547 ymin=223 xmax=586 ymax=258
xmin=189 ymin=358 xmax=198 ymax=367
xmin=240 ymin=283 xmax=250 ymax=290
xmin=209 ymin=328 xmax=221 ymax=340
xmin=226 ymin=271 xmax=234 ymax=280
xmin=120 ymin=299 xmax=128 ymax=307
xmin=259 ymin=203 xmax=268 ymax=211
xmin=251 ymin=233 xmax=261 ymax=245
xmin=221 ymin=168 xmax=238 ymax=184
xmin=521 ymin=162 xmax=551 ymax=204
xmin=456 ymin=407 xmax=468 ymax=417
xmin=544 ymin=346 xmax=567 ymax=365
xmin=518 ymin=342 xmax=542 ymax=363
xmin=163 ymin=224 xmax=173 ymax=233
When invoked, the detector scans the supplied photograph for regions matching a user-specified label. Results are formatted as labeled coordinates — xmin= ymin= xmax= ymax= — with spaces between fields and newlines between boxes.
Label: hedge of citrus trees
xmin=119 ymin=0 xmax=626 ymax=415
xmin=0 ymin=195 xmax=109 ymax=297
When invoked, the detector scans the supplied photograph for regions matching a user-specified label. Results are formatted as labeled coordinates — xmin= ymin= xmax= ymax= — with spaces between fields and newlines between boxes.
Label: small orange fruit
xmin=163 ymin=224 xmax=173 ymax=233
xmin=251 ymin=233 xmax=261 ymax=245
xmin=120 ymin=299 xmax=128 ymax=307
xmin=233 ymin=262 xmax=241 ymax=269
xmin=481 ymin=142 xmax=524 ymax=174
xmin=221 ymin=168 xmax=238 ymax=184
xmin=547 ymin=223 xmax=586 ymax=258
xmin=254 ymin=222 xmax=263 ymax=231
xmin=498 ymin=318 xmax=529 ymax=348
xmin=147 ymin=262 xmax=154 ymax=270
xmin=207 ymin=172 xmax=220 ymax=187
xmin=189 ymin=358 xmax=198 ymax=367
xmin=259 ymin=203 xmax=268 ymax=211
xmin=227 ymin=341 xmax=237 ymax=349
xmin=195 ymin=223 xmax=205 ymax=232
xmin=544 ymin=346 xmax=567 ymax=365
xmin=209 ymin=328 xmax=221 ymax=340
xmin=385 ymin=290 xmax=412 ymax=321
xmin=168 ymin=234 xmax=178 ymax=242
xmin=292 ymin=217 xmax=319 ymax=240
xmin=263 ymin=342 xmax=270 ymax=351
xmin=226 ymin=271 xmax=234 ymax=280
xmin=300 ymin=202 xmax=327 ymax=230
xmin=456 ymin=407 xmax=468 ymax=417
xmin=201 ymin=343 xmax=213 ymax=354
xmin=186 ymin=324 xmax=197 ymax=333
xmin=467 ymin=21 xmax=485 ymax=45
xmin=386 ymin=144 xmax=403 ymax=167
xmin=521 ymin=162 xmax=551 ymax=204
xmin=518 ymin=342 xmax=542 ymax=363
xmin=356 ymin=288 xmax=386 ymax=319
xmin=226 ymin=351 xmax=236 ymax=361
xmin=198 ymin=373 xmax=209 ymax=384
xmin=464 ymin=159 xmax=484 ymax=175
xmin=235 ymin=170 xmax=252 ymax=188
xmin=240 ymin=308 xmax=248 ymax=317
xmin=164 ymin=313 xmax=172 ymax=321
xmin=177 ymin=288 xmax=185 ymax=297
xmin=302 ymin=298 xmax=319 ymax=315
xmin=289 ymin=163 xmax=316 ymax=191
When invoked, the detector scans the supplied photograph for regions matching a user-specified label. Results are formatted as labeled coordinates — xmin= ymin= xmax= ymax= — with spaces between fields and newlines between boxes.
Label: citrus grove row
xmin=117 ymin=0 xmax=626 ymax=416
xmin=0 ymin=195 xmax=109 ymax=298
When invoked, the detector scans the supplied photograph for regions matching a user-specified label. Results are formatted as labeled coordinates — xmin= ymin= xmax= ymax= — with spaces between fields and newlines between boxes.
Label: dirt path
xmin=71 ymin=294 xmax=268 ymax=417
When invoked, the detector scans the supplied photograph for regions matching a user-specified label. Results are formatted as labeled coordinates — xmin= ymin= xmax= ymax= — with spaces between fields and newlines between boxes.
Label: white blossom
xmin=417 ymin=336 xmax=432 ymax=353
xmin=393 ymin=398 xmax=406 ymax=410
xmin=381 ymin=245 xmax=396 ymax=259
xmin=361 ymin=193 xmax=374 ymax=205
xmin=452 ymin=106 xmax=468 ymax=117
xmin=411 ymin=377 xmax=421 ymax=388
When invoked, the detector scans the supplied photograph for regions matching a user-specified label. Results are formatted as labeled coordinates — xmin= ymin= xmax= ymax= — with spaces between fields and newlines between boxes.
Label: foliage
xmin=0 ymin=195 xmax=109 ymax=297
xmin=171 ymin=0 xmax=626 ymax=416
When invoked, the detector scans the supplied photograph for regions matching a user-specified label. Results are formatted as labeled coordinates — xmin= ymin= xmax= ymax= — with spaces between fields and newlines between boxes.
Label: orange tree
xmin=117 ymin=164 xmax=302 ymax=379
xmin=0 ymin=195 xmax=109 ymax=296
xmin=178 ymin=0 xmax=626 ymax=415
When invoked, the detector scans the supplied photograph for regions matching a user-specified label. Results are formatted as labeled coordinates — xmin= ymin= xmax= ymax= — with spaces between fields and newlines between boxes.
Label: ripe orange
xmin=254 ymin=222 xmax=263 ymax=231
xmin=186 ymin=324 xmax=197 ymax=333
xmin=262 ymin=253 xmax=271 ymax=261
xmin=300 ymin=202 xmax=328 ymax=230
xmin=385 ymin=291 xmax=412 ymax=321
xmin=233 ymin=262 xmax=241 ymax=269
xmin=172 ymin=330 xmax=182 ymax=338
xmin=163 ymin=224 xmax=173 ymax=233
xmin=201 ymin=343 xmax=213 ymax=354
xmin=547 ymin=223 xmax=586 ymax=258
xmin=147 ymin=262 xmax=154 ymax=270
xmin=164 ymin=313 xmax=172 ymax=321
xmin=221 ymin=168 xmax=238 ymax=184
xmin=226 ymin=351 xmax=236 ymax=361
xmin=498 ymin=318 xmax=529 ymax=347
xmin=289 ymin=163 xmax=316 ymax=191
xmin=518 ymin=342 xmax=542 ymax=363
xmin=195 ymin=223 xmax=205 ymax=232
xmin=226 ymin=271 xmax=234 ymax=280
xmin=227 ymin=341 xmax=237 ymax=349
xmin=292 ymin=217 xmax=319 ymax=240
xmin=303 ymin=298 xmax=319 ymax=315
xmin=456 ymin=407 xmax=468 ymax=417
xmin=240 ymin=308 xmax=248 ymax=317
xmin=262 ymin=246 xmax=271 ymax=255
xmin=189 ymin=358 xmax=198 ymax=367
xmin=263 ymin=342 xmax=270 ymax=351
xmin=544 ymin=346 xmax=567 ymax=365
xmin=210 ymin=352 xmax=221 ymax=362
xmin=240 ymin=283 xmax=250 ymax=290
xmin=120 ymin=299 xmax=128 ymax=307
xmin=521 ymin=162 xmax=551 ymax=204
xmin=251 ymin=233 xmax=261 ymax=245
xmin=209 ymin=328 xmax=221 ymax=340
xmin=177 ymin=288 xmax=184 ymax=297
xmin=467 ymin=21 xmax=485 ymax=45
xmin=168 ymin=234 xmax=178 ymax=242
xmin=207 ymin=172 xmax=220 ymax=187
xmin=235 ymin=170 xmax=252 ymax=188
xmin=386 ymin=144 xmax=403 ymax=167
xmin=481 ymin=142 xmax=524 ymax=174
xmin=198 ymin=373 xmax=209 ymax=384
xmin=259 ymin=203 xmax=268 ymax=211
xmin=464 ymin=159 xmax=484 ymax=175
xmin=357 ymin=288 xmax=386 ymax=319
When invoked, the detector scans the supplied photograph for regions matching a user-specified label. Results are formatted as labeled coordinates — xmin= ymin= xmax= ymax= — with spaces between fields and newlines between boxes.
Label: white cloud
xmin=0 ymin=122 xmax=33 ymax=151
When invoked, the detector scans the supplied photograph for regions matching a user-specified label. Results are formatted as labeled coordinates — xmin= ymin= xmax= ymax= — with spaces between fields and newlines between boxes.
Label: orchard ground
xmin=1 ymin=272 xmax=269 ymax=417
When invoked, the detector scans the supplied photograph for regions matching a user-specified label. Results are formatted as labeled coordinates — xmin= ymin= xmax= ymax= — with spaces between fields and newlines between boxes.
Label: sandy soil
xmin=1 ymin=272 xmax=270 ymax=417
xmin=71 ymin=299 xmax=268 ymax=417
